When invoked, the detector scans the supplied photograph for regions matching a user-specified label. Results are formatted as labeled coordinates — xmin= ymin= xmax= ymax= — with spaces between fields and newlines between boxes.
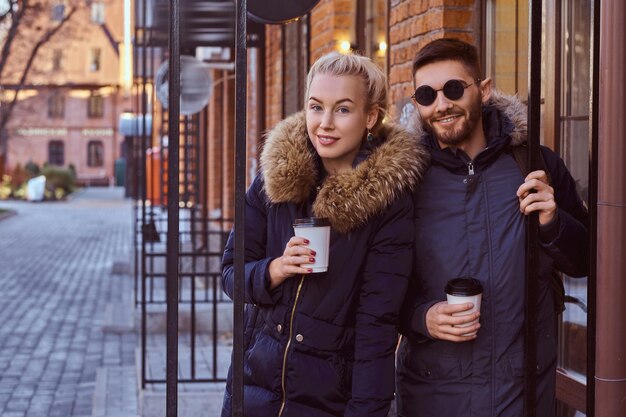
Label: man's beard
xmin=424 ymin=97 xmax=482 ymax=147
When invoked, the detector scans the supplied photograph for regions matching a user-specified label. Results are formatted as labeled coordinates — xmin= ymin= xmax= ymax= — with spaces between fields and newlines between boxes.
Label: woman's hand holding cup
xmin=268 ymin=236 xmax=316 ymax=289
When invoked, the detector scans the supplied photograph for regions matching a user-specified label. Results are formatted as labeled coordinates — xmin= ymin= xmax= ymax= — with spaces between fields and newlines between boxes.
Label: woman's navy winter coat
xmin=221 ymin=112 xmax=429 ymax=417
xmin=396 ymin=92 xmax=588 ymax=417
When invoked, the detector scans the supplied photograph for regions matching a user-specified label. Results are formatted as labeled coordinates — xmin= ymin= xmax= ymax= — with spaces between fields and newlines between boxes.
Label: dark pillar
xmin=595 ymin=1 xmax=626 ymax=416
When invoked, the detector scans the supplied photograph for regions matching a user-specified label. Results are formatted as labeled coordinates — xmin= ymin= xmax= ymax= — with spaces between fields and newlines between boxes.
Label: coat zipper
xmin=467 ymin=161 xmax=475 ymax=175
xmin=278 ymin=275 xmax=306 ymax=417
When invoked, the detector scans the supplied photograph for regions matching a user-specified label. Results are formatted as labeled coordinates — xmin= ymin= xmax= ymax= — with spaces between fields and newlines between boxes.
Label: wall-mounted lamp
xmin=339 ymin=40 xmax=352 ymax=53
xmin=378 ymin=41 xmax=388 ymax=53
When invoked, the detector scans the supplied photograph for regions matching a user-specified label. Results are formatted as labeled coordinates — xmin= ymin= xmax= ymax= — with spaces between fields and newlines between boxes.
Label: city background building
xmin=0 ymin=0 xmax=132 ymax=185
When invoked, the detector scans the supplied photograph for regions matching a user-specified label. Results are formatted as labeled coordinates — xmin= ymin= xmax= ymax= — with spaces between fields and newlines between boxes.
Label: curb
xmin=0 ymin=209 xmax=17 ymax=222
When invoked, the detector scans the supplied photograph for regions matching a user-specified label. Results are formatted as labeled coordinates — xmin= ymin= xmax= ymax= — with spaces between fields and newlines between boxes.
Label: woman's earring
xmin=366 ymin=129 xmax=374 ymax=142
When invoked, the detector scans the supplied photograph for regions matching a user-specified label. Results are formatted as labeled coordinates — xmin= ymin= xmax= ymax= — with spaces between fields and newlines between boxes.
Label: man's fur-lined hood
xmin=260 ymin=111 xmax=429 ymax=234
xmin=407 ymin=89 xmax=527 ymax=146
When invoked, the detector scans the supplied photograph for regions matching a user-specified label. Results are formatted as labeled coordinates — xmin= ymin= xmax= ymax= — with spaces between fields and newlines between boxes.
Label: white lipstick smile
xmin=317 ymin=135 xmax=339 ymax=145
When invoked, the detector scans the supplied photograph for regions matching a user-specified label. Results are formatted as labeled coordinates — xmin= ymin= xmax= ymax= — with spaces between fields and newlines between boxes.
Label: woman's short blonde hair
xmin=305 ymin=52 xmax=389 ymax=134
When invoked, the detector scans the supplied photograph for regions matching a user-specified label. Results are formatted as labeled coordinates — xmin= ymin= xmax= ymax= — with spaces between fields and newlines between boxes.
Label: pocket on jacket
xmin=289 ymin=315 xmax=355 ymax=401
xmin=400 ymin=339 xmax=469 ymax=381
xmin=244 ymin=322 xmax=283 ymax=390
xmin=293 ymin=314 xmax=355 ymax=352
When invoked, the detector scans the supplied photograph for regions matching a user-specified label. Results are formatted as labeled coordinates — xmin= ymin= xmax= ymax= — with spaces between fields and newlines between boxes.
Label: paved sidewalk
xmin=0 ymin=188 xmax=136 ymax=417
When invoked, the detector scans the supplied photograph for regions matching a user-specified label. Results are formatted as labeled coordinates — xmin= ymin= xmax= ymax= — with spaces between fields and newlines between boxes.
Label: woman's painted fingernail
xmin=308 ymin=268 xmax=313 ymax=273
xmin=304 ymin=239 xmax=310 ymax=244
xmin=311 ymin=250 xmax=316 ymax=255
xmin=309 ymin=258 xmax=315 ymax=263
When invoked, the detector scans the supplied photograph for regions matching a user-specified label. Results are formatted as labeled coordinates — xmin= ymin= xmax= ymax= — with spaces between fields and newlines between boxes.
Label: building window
xmin=87 ymin=140 xmax=104 ymax=167
xmin=91 ymin=2 xmax=105 ymax=24
xmin=87 ymin=93 xmax=104 ymax=118
xmin=557 ymin=2 xmax=592 ymax=415
xmin=356 ymin=0 xmax=388 ymax=73
xmin=52 ymin=4 xmax=65 ymax=21
xmin=90 ymin=48 xmax=101 ymax=72
xmin=485 ymin=0 xmax=529 ymax=99
xmin=48 ymin=92 xmax=65 ymax=119
xmin=48 ymin=140 xmax=64 ymax=166
xmin=52 ymin=49 xmax=63 ymax=71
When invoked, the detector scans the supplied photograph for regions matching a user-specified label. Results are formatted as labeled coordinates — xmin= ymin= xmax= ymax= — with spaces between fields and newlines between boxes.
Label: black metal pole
xmin=140 ymin=0 xmax=149 ymax=391
xmin=166 ymin=0 xmax=181 ymax=415
xmin=525 ymin=1 xmax=542 ymax=416
xmin=233 ymin=0 xmax=247 ymax=416
xmin=586 ymin=0 xmax=600 ymax=415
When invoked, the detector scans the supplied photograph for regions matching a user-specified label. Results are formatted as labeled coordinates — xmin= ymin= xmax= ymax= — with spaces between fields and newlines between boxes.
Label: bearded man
xmin=396 ymin=38 xmax=589 ymax=417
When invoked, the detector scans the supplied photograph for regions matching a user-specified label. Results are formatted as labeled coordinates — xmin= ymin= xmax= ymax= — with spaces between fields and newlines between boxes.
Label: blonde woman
xmin=221 ymin=52 xmax=428 ymax=417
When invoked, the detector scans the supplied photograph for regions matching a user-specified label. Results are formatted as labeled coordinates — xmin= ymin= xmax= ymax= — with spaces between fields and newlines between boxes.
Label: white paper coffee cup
xmin=445 ymin=278 xmax=483 ymax=336
xmin=293 ymin=217 xmax=331 ymax=273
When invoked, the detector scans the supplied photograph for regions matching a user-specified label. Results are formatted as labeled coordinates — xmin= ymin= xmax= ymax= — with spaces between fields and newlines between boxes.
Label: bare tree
xmin=0 ymin=0 xmax=83 ymax=174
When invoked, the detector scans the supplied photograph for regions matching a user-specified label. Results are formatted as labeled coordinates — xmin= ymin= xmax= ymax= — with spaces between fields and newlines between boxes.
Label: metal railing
xmin=130 ymin=0 xmax=233 ymax=394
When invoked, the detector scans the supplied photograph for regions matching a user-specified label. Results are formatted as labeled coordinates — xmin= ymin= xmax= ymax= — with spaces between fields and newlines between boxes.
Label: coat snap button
xmin=425 ymin=370 xmax=431 ymax=377
xmin=295 ymin=334 xmax=304 ymax=342
xmin=276 ymin=324 xmax=282 ymax=333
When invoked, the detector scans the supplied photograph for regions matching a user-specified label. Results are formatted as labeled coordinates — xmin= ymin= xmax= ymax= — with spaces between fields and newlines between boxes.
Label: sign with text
xmin=15 ymin=127 xmax=115 ymax=137
xmin=16 ymin=128 xmax=68 ymax=136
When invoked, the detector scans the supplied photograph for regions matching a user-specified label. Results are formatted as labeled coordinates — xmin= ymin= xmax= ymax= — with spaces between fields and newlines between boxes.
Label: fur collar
xmin=407 ymin=89 xmax=528 ymax=146
xmin=260 ymin=111 xmax=429 ymax=234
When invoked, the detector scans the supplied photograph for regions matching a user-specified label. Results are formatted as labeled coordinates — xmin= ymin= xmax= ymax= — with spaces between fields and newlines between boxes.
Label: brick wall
xmin=310 ymin=0 xmax=355 ymax=63
xmin=263 ymin=0 xmax=360 ymax=129
xmin=265 ymin=25 xmax=283 ymax=131
xmin=388 ymin=0 xmax=478 ymax=119
xmin=204 ymin=55 xmax=262 ymax=229
xmin=246 ymin=49 xmax=261 ymax=188
xmin=206 ymin=69 xmax=224 ymax=220
xmin=222 ymin=74 xmax=236 ymax=223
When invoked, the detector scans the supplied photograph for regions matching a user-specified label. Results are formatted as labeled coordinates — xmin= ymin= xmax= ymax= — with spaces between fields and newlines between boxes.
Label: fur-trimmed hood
xmin=260 ymin=111 xmax=429 ymax=234
xmin=407 ymin=89 xmax=528 ymax=146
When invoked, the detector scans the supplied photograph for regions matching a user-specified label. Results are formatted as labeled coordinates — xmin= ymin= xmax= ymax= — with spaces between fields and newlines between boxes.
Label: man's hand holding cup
xmin=426 ymin=277 xmax=483 ymax=342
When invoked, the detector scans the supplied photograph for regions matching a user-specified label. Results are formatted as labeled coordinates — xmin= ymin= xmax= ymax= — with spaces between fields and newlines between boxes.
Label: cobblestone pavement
xmin=0 ymin=188 xmax=136 ymax=417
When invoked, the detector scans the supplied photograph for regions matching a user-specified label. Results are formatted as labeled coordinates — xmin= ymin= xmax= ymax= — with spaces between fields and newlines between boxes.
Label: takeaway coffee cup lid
xmin=293 ymin=217 xmax=331 ymax=227
xmin=445 ymin=278 xmax=483 ymax=297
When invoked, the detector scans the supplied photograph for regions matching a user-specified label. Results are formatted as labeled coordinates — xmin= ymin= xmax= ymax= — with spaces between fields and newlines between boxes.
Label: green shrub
xmin=68 ymin=163 xmax=77 ymax=180
xmin=13 ymin=183 xmax=27 ymax=199
xmin=0 ymin=180 xmax=11 ymax=200
xmin=11 ymin=163 xmax=26 ymax=187
xmin=0 ymin=174 xmax=14 ymax=199
xmin=24 ymin=161 xmax=41 ymax=178
xmin=42 ymin=165 xmax=76 ymax=193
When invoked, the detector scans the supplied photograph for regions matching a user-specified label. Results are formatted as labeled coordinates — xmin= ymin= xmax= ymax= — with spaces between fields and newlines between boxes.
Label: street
xmin=0 ymin=188 xmax=135 ymax=417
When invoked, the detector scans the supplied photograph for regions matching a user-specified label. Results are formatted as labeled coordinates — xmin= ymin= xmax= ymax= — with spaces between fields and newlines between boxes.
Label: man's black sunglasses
xmin=411 ymin=79 xmax=481 ymax=106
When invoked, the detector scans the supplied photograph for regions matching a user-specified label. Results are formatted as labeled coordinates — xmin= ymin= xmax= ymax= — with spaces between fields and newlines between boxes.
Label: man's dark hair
xmin=412 ymin=38 xmax=482 ymax=82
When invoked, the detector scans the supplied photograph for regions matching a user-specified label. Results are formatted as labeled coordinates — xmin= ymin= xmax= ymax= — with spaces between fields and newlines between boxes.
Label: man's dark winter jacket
xmin=221 ymin=112 xmax=429 ymax=417
xmin=396 ymin=91 xmax=589 ymax=417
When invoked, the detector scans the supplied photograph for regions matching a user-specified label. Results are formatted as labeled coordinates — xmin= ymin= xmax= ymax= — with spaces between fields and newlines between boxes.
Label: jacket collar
xmin=260 ymin=111 xmax=429 ymax=234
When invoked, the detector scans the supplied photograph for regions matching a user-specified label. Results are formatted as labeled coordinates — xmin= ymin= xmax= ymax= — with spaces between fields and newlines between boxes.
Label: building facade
xmin=1 ymin=0 xmax=131 ymax=185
